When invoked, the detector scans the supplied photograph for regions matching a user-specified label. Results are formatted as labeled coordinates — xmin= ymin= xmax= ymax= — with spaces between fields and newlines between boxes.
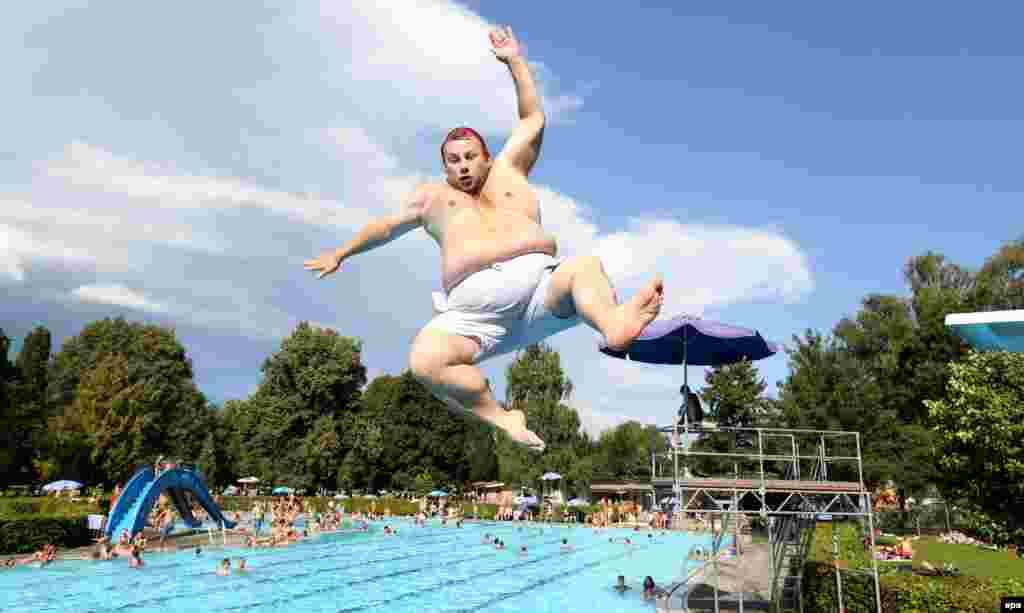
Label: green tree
xmin=925 ymin=351 xmax=1024 ymax=543
xmin=0 ymin=327 xmax=52 ymax=485
xmin=594 ymin=421 xmax=663 ymax=480
xmin=12 ymin=327 xmax=52 ymax=481
xmin=360 ymin=371 xmax=484 ymax=493
xmin=899 ymin=254 xmax=976 ymax=424
xmin=45 ymin=319 xmax=208 ymax=484
xmin=974 ymin=237 xmax=1024 ymax=310
xmin=221 ymin=398 xmax=260 ymax=482
xmin=498 ymin=344 xmax=592 ymax=495
xmin=0 ymin=330 xmax=21 ymax=486
xmin=15 ymin=326 xmax=50 ymax=407
xmin=692 ymin=360 xmax=768 ymax=476
xmin=776 ymin=330 xmax=887 ymax=485
xmin=832 ymin=294 xmax=943 ymax=505
xmin=412 ymin=470 xmax=434 ymax=497
xmin=196 ymin=431 xmax=219 ymax=488
xmin=239 ymin=323 xmax=366 ymax=491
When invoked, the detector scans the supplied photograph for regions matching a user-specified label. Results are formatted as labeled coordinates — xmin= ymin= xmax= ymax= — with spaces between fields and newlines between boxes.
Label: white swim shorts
xmin=425 ymin=252 xmax=580 ymax=363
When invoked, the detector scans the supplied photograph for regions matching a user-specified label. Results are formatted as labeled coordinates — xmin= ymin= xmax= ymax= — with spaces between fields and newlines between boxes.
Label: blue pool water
xmin=0 ymin=521 xmax=716 ymax=612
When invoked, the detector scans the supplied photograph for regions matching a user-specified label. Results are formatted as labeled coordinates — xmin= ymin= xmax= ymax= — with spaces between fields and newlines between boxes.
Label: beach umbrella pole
xmin=674 ymin=329 xmax=688 ymax=506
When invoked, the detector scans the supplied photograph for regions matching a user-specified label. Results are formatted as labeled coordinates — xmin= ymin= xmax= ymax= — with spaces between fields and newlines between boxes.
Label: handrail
xmin=663 ymin=558 xmax=711 ymax=603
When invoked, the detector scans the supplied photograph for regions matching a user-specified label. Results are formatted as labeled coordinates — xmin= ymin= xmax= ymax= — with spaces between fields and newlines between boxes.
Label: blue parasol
xmin=601 ymin=314 xmax=779 ymax=369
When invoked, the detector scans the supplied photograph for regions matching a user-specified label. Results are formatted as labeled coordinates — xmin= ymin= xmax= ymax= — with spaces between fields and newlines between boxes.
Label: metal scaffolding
xmin=652 ymin=417 xmax=883 ymax=613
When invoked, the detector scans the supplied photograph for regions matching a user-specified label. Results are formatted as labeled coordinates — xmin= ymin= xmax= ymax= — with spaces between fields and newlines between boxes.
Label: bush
xmin=879 ymin=575 xmax=1024 ymax=613
xmin=801 ymin=521 xmax=1024 ymax=612
xmin=0 ymin=497 xmax=99 ymax=517
xmin=0 ymin=514 xmax=93 ymax=554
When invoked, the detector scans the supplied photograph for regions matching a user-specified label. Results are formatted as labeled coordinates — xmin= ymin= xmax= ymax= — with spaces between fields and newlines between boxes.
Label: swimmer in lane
xmin=305 ymin=25 xmax=663 ymax=451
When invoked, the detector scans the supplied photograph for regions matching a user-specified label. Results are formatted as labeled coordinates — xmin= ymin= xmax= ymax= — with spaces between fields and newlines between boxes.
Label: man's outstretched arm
xmin=490 ymin=26 xmax=545 ymax=176
xmin=304 ymin=185 xmax=431 ymax=279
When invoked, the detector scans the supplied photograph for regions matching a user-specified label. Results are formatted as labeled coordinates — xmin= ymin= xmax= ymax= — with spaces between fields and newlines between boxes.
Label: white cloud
xmin=41 ymin=142 xmax=375 ymax=230
xmin=0 ymin=220 xmax=98 ymax=283
xmin=71 ymin=284 xmax=166 ymax=313
xmin=324 ymin=125 xmax=400 ymax=174
xmin=532 ymin=184 xmax=814 ymax=315
xmin=0 ymin=225 xmax=30 ymax=283
xmin=314 ymin=0 xmax=583 ymax=133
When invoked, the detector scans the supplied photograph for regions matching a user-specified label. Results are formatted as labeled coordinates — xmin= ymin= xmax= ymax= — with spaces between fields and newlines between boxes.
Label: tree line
xmin=0 ymin=321 xmax=667 ymax=498
xmin=2 ymin=237 xmax=1021 ymax=537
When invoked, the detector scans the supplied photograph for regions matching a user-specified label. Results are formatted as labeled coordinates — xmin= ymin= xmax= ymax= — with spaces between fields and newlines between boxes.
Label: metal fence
xmin=872 ymin=502 xmax=967 ymax=536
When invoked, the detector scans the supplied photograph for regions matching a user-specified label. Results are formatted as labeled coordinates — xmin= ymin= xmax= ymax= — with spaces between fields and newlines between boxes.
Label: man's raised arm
xmin=304 ymin=185 xmax=431 ymax=279
xmin=490 ymin=26 xmax=545 ymax=175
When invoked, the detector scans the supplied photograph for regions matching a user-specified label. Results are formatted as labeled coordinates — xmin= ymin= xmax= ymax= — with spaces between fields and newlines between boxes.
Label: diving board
xmin=946 ymin=309 xmax=1024 ymax=352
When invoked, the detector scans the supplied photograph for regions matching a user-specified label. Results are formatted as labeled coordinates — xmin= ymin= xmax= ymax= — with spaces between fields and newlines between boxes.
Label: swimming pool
xmin=0 ymin=521 xmax=717 ymax=612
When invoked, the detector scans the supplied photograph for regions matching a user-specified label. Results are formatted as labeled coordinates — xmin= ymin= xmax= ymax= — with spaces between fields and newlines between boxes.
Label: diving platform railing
xmin=651 ymin=423 xmax=883 ymax=613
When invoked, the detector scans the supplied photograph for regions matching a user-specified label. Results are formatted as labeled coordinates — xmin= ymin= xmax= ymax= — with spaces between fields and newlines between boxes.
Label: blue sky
xmin=1 ymin=2 xmax=1018 ymax=434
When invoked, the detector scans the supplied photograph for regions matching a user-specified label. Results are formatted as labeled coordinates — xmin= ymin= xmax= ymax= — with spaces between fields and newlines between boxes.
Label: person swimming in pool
xmin=613 ymin=575 xmax=630 ymax=594
xmin=217 ymin=558 xmax=230 ymax=576
xmin=642 ymin=576 xmax=658 ymax=601
xmin=128 ymin=545 xmax=144 ymax=569
xmin=304 ymin=24 xmax=664 ymax=452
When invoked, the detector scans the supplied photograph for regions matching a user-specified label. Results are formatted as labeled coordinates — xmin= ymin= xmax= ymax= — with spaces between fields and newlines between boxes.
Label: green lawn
xmin=912 ymin=537 xmax=1024 ymax=579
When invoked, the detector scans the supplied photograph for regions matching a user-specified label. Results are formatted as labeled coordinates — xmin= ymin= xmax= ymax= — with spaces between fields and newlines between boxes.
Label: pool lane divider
xmin=215 ymin=536 xmax=572 ymax=613
xmin=82 ymin=528 xmax=562 ymax=613
xmin=330 ymin=540 xmax=638 ymax=613
xmin=55 ymin=529 xmax=472 ymax=609
xmin=73 ymin=529 xmax=501 ymax=613
xmin=451 ymin=543 xmax=654 ymax=612
xmin=75 ymin=521 xmax=538 ymax=597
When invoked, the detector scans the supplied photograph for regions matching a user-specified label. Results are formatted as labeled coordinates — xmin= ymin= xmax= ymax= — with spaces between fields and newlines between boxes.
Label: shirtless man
xmin=305 ymin=25 xmax=663 ymax=450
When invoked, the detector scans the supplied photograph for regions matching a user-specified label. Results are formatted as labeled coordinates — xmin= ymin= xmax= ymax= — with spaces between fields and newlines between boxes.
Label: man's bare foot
xmin=603 ymin=277 xmax=664 ymax=351
xmin=474 ymin=407 xmax=546 ymax=452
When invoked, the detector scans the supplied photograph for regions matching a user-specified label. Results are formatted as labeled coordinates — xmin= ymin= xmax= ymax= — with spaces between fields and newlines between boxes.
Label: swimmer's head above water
xmin=441 ymin=126 xmax=492 ymax=195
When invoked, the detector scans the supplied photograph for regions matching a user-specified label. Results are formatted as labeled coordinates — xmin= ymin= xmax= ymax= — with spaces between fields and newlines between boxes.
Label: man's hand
xmin=489 ymin=25 xmax=521 ymax=63
xmin=303 ymin=250 xmax=343 ymax=279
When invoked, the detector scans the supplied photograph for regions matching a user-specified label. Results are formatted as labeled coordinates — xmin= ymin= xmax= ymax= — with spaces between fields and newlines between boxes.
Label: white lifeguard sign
xmin=945 ymin=309 xmax=1024 ymax=352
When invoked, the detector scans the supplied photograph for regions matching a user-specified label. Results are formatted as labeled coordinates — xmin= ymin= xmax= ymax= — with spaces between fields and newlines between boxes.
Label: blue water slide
xmin=105 ymin=466 xmax=235 ymax=539
xmin=104 ymin=467 xmax=155 ymax=539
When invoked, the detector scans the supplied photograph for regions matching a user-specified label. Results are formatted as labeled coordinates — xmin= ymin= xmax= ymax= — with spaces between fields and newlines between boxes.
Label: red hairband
xmin=441 ymin=126 xmax=490 ymax=160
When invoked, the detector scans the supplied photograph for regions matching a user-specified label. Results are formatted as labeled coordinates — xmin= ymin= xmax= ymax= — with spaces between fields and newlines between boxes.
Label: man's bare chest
xmin=425 ymin=184 xmax=538 ymax=237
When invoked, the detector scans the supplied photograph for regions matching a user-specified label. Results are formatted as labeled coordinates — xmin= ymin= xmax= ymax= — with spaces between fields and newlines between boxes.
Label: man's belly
xmin=441 ymin=233 xmax=557 ymax=293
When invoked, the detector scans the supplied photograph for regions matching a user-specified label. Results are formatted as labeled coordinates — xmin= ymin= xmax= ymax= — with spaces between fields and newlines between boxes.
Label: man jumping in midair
xmin=305 ymin=26 xmax=663 ymax=451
